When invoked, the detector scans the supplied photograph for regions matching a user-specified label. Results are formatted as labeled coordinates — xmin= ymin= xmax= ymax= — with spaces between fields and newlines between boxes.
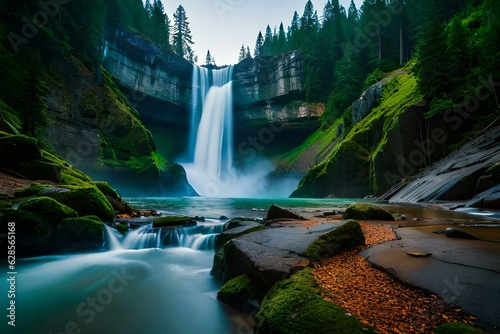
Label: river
xmin=0 ymin=197 xmax=354 ymax=334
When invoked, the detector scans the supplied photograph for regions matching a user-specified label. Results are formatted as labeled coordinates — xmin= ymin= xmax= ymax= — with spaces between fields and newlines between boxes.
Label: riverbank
xmin=214 ymin=202 xmax=500 ymax=333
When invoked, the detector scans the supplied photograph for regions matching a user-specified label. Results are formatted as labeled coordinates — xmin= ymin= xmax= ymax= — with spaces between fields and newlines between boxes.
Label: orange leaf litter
xmin=313 ymin=222 xmax=477 ymax=334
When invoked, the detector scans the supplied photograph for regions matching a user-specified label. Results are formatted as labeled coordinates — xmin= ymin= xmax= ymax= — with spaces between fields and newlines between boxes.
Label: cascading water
xmin=4 ymin=218 xmax=243 ymax=334
xmin=184 ymin=66 xmax=235 ymax=197
xmin=103 ymin=220 xmax=226 ymax=251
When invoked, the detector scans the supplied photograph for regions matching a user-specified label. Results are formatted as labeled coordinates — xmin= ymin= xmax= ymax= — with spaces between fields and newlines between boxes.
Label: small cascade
xmin=103 ymin=224 xmax=123 ymax=250
xmin=104 ymin=221 xmax=227 ymax=251
xmin=121 ymin=224 xmax=163 ymax=249
xmin=163 ymin=222 xmax=226 ymax=250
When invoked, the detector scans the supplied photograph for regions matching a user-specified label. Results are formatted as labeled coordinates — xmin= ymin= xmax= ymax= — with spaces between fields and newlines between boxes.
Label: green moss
xmin=0 ymin=196 xmax=13 ymax=210
xmin=255 ymin=268 xmax=373 ymax=334
xmin=58 ymin=217 xmax=104 ymax=240
xmin=94 ymin=181 xmax=120 ymax=200
xmin=434 ymin=322 xmax=484 ymax=334
xmin=14 ymin=183 xmax=51 ymax=198
xmin=46 ymin=186 xmax=115 ymax=222
xmin=115 ymin=223 xmax=129 ymax=234
xmin=344 ymin=202 xmax=395 ymax=221
xmin=302 ymin=220 xmax=365 ymax=259
xmin=293 ymin=69 xmax=423 ymax=198
xmin=17 ymin=196 xmax=77 ymax=234
xmin=153 ymin=216 xmax=196 ymax=228
xmin=217 ymin=274 xmax=261 ymax=309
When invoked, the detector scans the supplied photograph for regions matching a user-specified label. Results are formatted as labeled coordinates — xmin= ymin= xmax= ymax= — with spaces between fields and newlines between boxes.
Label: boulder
xmin=302 ymin=220 xmax=365 ymax=259
xmin=254 ymin=268 xmax=374 ymax=334
xmin=214 ymin=222 xmax=263 ymax=252
xmin=153 ymin=216 xmax=196 ymax=228
xmin=56 ymin=216 xmax=105 ymax=251
xmin=466 ymin=184 xmax=500 ymax=209
xmin=45 ymin=186 xmax=115 ymax=222
xmin=344 ymin=202 xmax=395 ymax=221
xmin=266 ymin=204 xmax=304 ymax=221
xmin=217 ymin=274 xmax=262 ymax=312
xmin=445 ymin=228 xmax=479 ymax=240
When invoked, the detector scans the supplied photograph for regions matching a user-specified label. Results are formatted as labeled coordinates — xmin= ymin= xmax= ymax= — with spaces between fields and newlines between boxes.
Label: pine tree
xmin=261 ymin=25 xmax=273 ymax=56
xmin=18 ymin=53 xmax=49 ymax=137
xmin=206 ymin=50 xmax=214 ymax=66
xmin=415 ymin=0 xmax=447 ymax=100
xmin=172 ymin=5 xmax=194 ymax=62
xmin=254 ymin=31 xmax=264 ymax=57
xmin=150 ymin=0 xmax=170 ymax=50
xmin=246 ymin=46 xmax=252 ymax=58
xmin=238 ymin=45 xmax=246 ymax=62
xmin=278 ymin=22 xmax=287 ymax=53
xmin=287 ymin=11 xmax=301 ymax=50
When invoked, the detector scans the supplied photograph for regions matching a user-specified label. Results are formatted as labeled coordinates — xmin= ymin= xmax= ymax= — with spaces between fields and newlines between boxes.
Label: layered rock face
xmin=103 ymin=32 xmax=319 ymax=125
xmin=103 ymin=28 xmax=193 ymax=109
xmin=232 ymin=51 xmax=321 ymax=123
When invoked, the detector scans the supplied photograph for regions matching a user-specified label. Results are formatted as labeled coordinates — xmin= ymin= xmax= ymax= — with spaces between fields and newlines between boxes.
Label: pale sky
xmin=161 ymin=0 xmax=362 ymax=66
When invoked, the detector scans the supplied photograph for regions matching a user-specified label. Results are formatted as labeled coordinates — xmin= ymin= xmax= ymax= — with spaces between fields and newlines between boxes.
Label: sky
xmin=161 ymin=0 xmax=362 ymax=66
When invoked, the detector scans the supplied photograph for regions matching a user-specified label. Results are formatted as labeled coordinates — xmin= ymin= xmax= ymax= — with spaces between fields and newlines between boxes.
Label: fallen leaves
xmin=313 ymin=222 xmax=476 ymax=334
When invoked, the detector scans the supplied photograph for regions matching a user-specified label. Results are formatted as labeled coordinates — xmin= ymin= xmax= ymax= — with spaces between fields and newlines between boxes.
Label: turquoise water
xmin=1 ymin=197 xmax=356 ymax=334
xmin=126 ymin=197 xmax=356 ymax=219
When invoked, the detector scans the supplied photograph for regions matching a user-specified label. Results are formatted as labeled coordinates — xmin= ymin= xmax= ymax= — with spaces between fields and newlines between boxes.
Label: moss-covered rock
xmin=56 ymin=216 xmax=104 ymax=251
xmin=0 ymin=132 xmax=41 ymax=167
xmin=14 ymin=183 xmax=51 ymax=198
xmin=17 ymin=196 xmax=78 ymax=235
xmin=255 ymin=268 xmax=374 ymax=334
xmin=302 ymin=220 xmax=365 ymax=259
xmin=434 ymin=322 xmax=484 ymax=334
xmin=153 ymin=216 xmax=196 ymax=228
xmin=211 ymin=240 xmax=242 ymax=283
xmin=45 ymin=186 xmax=115 ymax=222
xmin=344 ymin=202 xmax=395 ymax=221
xmin=115 ymin=223 xmax=129 ymax=234
xmin=95 ymin=181 xmax=136 ymax=214
xmin=217 ymin=274 xmax=262 ymax=311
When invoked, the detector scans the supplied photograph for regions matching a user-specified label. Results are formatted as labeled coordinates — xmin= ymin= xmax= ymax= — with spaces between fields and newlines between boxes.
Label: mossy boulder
xmin=115 ymin=223 xmax=129 ymax=234
xmin=45 ymin=186 xmax=115 ymax=222
xmin=211 ymin=240 xmax=242 ymax=283
xmin=56 ymin=216 xmax=104 ymax=251
xmin=1 ymin=197 xmax=77 ymax=256
xmin=14 ymin=183 xmax=51 ymax=198
xmin=95 ymin=181 xmax=136 ymax=215
xmin=255 ymin=268 xmax=374 ymax=334
xmin=0 ymin=132 xmax=41 ymax=167
xmin=17 ymin=196 xmax=78 ymax=235
xmin=153 ymin=216 xmax=196 ymax=228
xmin=344 ymin=202 xmax=395 ymax=221
xmin=434 ymin=322 xmax=484 ymax=334
xmin=217 ymin=274 xmax=262 ymax=311
xmin=302 ymin=220 xmax=365 ymax=259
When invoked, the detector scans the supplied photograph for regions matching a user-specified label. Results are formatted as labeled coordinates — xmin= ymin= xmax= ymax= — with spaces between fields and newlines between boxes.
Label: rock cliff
xmin=103 ymin=28 xmax=193 ymax=109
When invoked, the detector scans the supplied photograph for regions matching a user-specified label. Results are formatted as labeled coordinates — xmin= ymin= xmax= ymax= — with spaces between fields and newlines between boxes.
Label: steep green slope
xmin=291 ymin=69 xmax=423 ymax=198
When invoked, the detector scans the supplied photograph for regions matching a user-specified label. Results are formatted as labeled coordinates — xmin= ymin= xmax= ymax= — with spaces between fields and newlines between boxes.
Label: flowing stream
xmin=0 ymin=205 xmax=249 ymax=334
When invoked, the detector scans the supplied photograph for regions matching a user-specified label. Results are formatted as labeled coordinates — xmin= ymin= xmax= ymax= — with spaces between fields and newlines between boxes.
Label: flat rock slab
xmin=360 ymin=226 xmax=500 ymax=328
xmin=240 ymin=222 xmax=342 ymax=254
xmin=232 ymin=222 xmax=341 ymax=288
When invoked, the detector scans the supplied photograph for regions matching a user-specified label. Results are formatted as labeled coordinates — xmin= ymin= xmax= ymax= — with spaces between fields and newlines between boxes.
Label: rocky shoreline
xmin=213 ymin=203 xmax=500 ymax=333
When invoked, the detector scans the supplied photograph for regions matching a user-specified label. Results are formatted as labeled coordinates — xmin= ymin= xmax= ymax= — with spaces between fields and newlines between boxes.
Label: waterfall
xmin=184 ymin=66 xmax=234 ymax=197
xmin=103 ymin=221 xmax=226 ymax=251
